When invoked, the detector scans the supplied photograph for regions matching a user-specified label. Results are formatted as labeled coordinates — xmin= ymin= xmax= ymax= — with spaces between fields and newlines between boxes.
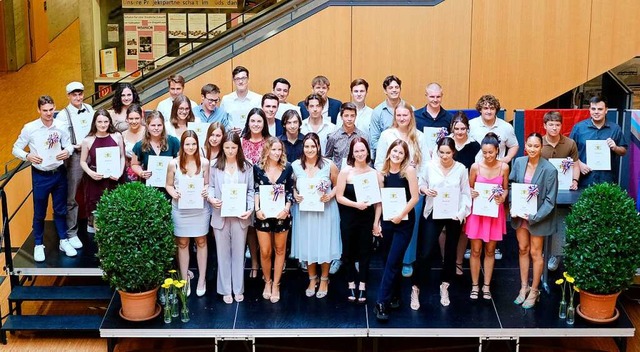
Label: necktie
xmin=78 ymin=108 xmax=86 ymax=114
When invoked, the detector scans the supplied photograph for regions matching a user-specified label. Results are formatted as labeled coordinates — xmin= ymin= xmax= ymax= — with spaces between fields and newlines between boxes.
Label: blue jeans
xmin=32 ymin=167 xmax=68 ymax=245
xmin=377 ymin=221 xmax=413 ymax=304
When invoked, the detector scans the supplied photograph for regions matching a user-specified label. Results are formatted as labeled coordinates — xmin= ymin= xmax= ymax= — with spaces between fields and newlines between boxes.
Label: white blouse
xmin=419 ymin=159 xmax=471 ymax=222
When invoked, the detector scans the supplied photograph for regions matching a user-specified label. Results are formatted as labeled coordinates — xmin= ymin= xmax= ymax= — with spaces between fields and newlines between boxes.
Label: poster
xmin=107 ymin=24 xmax=119 ymax=42
xmin=99 ymin=48 xmax=118 ymax=74
xmin=188 ymin=13 xmax=207 ymax=39
xmin=207 ymin=14 xmax=227 ymax=38
xmin=123 ymin=14 xmax=167 ymax=73
xmin=230 ymin=13 xmax=255 ymax=27
xmin=122 ymin=0 xmax=238 ymax=9
xmin=168 ymin=13 xmax=187 ymax=39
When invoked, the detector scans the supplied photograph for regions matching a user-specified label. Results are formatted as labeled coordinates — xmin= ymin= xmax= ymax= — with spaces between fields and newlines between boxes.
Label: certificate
xmin=423 ymin=127 xmax=441 ymax=149
xmin=70 ymin=114 xmax=91 ymax=143
xmin=221 ymin=183 xmax=247 ymax=217
xmin=381 ymin=188 xmax=408 ymax=221
xmin=96 ymin=146 xmax=121 ymax=179
xmin=34 ymin=130 xmax=62 ymax=169
xmin=297 ymin=178 xmax=324 ymax=212
xmin=471 ymin=182 xmax=499 ymax=218
xmin=178 ymin=176 xmax=204 ymax=209
xmin=352 ymin=171 xmax=382 ymax=204
xmin=259 ymin=185 xmax=285 ymax=219
xmin=511 ymin=183 xmax=538 ymax=216
xmin=147 ymin=156 xmax=172 ymax=187
xmin=188 ymin=122 xmax=211 ymax=149
xmin=548 ymin=158 xmax=573 ymax=190
xmin=586 ymin=140 xmax=611 ymax=171
xmin=432 ymin=186 xmax=460 ymax=219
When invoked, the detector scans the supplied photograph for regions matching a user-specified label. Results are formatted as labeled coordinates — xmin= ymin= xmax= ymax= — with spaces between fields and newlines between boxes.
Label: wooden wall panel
xmin=145 ymin=60 xmax=233 ymax=110
xmin=352 ymin=0 xmax=473 ymax=110
xmin=0 ymin=167 xmax=35 ymax=248
xmin=232 ymin=7 xmax=352 ymax=104
xmin=588 ymin=0 xmax=640 ymax=80
xmin=469 ymin=0 xmax=592 ymax=116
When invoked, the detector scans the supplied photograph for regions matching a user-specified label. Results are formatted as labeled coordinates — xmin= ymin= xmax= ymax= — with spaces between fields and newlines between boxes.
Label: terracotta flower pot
xmin=578 ymin=290 xmax=620 ymax=321
xmin=119 ymin=287 xmax=159 ymax=321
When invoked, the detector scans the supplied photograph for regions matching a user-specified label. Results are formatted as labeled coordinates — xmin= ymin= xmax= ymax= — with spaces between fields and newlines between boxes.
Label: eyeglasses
xmin=205 ymin=98 xmax=220 ymax=103
xmin=178 ymin=107 xmax=190 ymax=112
xmin=233 ymin=76 xmax=248 ymax=82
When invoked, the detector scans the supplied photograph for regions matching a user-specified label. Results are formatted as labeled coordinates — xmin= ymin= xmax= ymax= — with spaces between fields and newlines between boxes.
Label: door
xmin=0 ymin=0 xmax=8 ymax=72
xmin=27 ymin=0 xmax=48 ymax=62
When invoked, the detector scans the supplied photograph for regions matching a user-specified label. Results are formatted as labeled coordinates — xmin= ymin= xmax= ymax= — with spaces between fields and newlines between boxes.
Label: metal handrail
xmin=87 ymin=0 xmax=298 ymax=107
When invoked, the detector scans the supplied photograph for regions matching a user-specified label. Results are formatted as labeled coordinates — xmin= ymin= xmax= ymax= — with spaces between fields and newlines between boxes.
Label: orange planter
xmin=578 ymin=290 xmax=620 ymax=321
xmin=119 ymin=287 xmax=159 ymax=321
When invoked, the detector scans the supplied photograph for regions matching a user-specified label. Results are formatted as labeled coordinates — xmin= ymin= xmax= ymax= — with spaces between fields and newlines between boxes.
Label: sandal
xmin=357 ymin=283 xmax=367 ymax=304
xmin=514 ymin=284 xmax=530 ymax=305
xmin=439 ymin=282 xmax=450 ymax=307
xmin=249 ymin=268 xmax=258 ymax=279
xmin=306 ymin=275 xmax=318 ymax=297
xmin=347 ymin=282 xmax=357 ymax=302
xmin=456 ymin=262 xmax=464 ymax=276
xmin=482 ymin=284 xmax=492 ymax=300
xmin=262 ymin=279 xmax=272 ymax=300
xmin=410 ymin=286 xmax=420 ymax=310
xmin=470 ymin=284 xmax=480 ymax=300
xmin=522 ymin=288 xmax=540 ymax=309
xmin=316 ymin=276 xmax=330 ymax=299
xmin=270 ymin=283 xmax=280 ymax=303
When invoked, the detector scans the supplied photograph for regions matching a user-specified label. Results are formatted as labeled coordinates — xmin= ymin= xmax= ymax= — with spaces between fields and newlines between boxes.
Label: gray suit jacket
xmin=509 ymin=156 xmax=558 ymax=236
xmin=208 ymin=160 xmax=255 ymax=230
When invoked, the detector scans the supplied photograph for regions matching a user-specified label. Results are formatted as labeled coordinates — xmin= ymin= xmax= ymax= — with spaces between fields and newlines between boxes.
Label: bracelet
xmin=572 ymin=179 xmax=579 ymax=183
xmin=255 ymin=208 xmax=260 ymax=212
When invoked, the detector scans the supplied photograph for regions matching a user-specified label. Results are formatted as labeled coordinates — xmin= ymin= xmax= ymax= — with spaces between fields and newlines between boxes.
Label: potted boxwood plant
xmin=564 ymin=182 xmax=640 ymax=322
xmin=94 ymin=182 xmax=175 ymax=321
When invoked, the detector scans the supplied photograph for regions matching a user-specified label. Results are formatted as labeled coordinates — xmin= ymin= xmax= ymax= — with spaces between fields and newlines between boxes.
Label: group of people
xmin=13 ymin=66 xmax=628 ymax=322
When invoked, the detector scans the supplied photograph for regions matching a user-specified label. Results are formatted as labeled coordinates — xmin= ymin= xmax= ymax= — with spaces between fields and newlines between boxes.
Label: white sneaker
xmin=548 ymin=256 xmax=559 ymax=271
xmin=464 ymin=249 xmax=471 ymax=260
xmin=494 ymin=248 xmax=502 ymax=260
xmin=329 ymin=259 xmax=342 ymax=274
xmin=245 ymin=247 xmax=251 ymax=259
xmin=59 ymin=239 xmax=78 ymax=257
xmin=87 ymin=225 xmax=96 ymax=234
xmin=34 ymin=245 xmax=45 ymax=262
xmin=67 ymin=236 xmax=83 ymax=249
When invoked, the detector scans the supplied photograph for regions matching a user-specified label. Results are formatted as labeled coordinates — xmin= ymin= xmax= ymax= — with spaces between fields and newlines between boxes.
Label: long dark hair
xmin=437 ymin=136 xmax=457 ymax=158
xmin=112 ymin=83 xmax=140 ymax=114
xmin=300 ymin=133 xmax=324 ymax=170
xmin=204 ymin=122 xmax=226 ymax=160
xmin=88 ymin=109 xmax=116 ymax=136
xmin=241 ymin=108 xmax=270 ymax=139
xmin=216 ymin=132 xmax=250 ymax=172
xmin=346 ymin=137 xmax=372 ymax=167
xmin=178 ymin=130 xmax=201 ymax=174
xmin=170 ymin=94 xmax=196 ymax=128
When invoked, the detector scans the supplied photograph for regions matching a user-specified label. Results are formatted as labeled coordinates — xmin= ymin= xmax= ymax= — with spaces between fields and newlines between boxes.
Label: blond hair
xmin=392 ymin=101 xmax=422 ymax=167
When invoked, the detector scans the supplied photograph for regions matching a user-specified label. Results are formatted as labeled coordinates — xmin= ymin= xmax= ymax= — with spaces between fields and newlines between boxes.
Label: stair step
xmin=1 ymin=315 xmax=103 ymax=332
xmin=8 ymin=286 xmax=113 ymax=302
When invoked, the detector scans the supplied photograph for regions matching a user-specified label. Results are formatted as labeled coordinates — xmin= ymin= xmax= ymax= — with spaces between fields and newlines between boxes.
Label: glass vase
xmin=180 ymin=304 xmax=190 ymax=323
xmin=170 ymin=292 xmax=179 ymax=318
xmin=558 ymin=299 xmax=567 ymax=319
xmin=566 ymin=305 xmax=575 ymax=325
xmin=163 ymin=300 xmax=172 ymax=323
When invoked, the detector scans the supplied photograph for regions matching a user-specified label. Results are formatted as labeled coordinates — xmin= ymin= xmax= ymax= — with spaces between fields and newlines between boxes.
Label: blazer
xmin=208 ymin=160 xmax=255 ymax=230
xmin=509 ymin=156 xmax=558 ymax=236
xmin=298 ymin=97 xmax=342 ymax=124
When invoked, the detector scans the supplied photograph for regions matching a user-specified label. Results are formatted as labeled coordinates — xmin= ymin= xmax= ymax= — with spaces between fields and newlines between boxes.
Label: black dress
xmin=339 ymin=183 xmax=375 ymax=284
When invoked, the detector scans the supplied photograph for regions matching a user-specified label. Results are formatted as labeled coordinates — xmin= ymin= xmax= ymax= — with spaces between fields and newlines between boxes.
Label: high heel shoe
xmin=347 ymin=282 xmax=357 ymax=302
xmin=196 ymin=282 xmax=206 ymax=297
xmin=249 ymin=268 xmax=258 ymax=279
xmin=482 ymin=284 xmax=492 ymax=300
xmin=316 ymin=276 xmax=330 ymax=298
xmin=305 ymin=275 xmax=318 ymax=297
xmin=263 ymin=279 xmax=273 ymax=300
xmin=522 ymin=288 xmax=540 ymax=309
xmin=514 ymin=284 xmax=530 ymax=305
xmin=357 ymin=283 xmax=367 ymax=304
xmin=410 ymin=286 xmax=420 ymax=310
xmin=470 ymin=284 xmax=480 ymax=300
xmin=270 ymin=283 xmax=280 ymax=303
xmin=439 ymin=282 xmax=450 ymax=307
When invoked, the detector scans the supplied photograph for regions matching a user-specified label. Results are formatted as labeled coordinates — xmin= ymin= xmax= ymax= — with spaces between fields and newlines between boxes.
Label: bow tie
xmin=77 ymin=108 xmax=86 ymax=114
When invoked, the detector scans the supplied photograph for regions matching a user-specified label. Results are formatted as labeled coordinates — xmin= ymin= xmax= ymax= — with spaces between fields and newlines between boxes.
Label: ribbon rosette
xmin=316 ymin=180 xmax=330 ymax=195
xmin=560 ymin=157 xmax=574 ymax=174
xmin=488 ymin=185 xmax=504 ymax=202
xmin=272 ymin=184 xmax=284 ymax=201
xmin=526 ymin=184 xmax=539 ymax=202
xmin=436 ymin=127 xmax=448 ymax=143
xmin=47 ymin=132 xmax=60 ymax=149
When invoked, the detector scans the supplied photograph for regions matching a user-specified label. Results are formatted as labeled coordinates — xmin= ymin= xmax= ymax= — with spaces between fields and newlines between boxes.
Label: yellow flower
xmin=566 ymin=276 xmax=575 ymax=283
xmin=161 ymin=283 xmax=171 ymax=289
xmin=164 ymin=278 xmax=173 ymax=285
xmin=180 ymin=279 xmax=187 ymax=285
xmin=168 ymin=269 xmax=177 ymax=273
xmin=555 ymin=279 xmax=564 ymax=285
xmin=574 ymin=286 xmax=580 ymax=292
xmin=174 ymin=281 xmax=184 ymax=289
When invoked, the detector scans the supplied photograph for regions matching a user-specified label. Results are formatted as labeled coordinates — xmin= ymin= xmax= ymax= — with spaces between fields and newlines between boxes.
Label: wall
xmin=47 ymin=0 xmax=79 ymax=41
xmin=3 ymin=0 xmax=27 ymax=71
xmin=146 ymin=0 xmax=640 ymax=118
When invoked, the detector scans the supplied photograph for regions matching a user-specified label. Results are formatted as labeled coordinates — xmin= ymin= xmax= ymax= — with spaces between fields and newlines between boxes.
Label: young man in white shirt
xmin=298 ymin=76 xmax=342 ymax=124
xmin=57 ymin=81 xmax=95 ymax=239
xmin=300 ymin=93 xmax=337 ymax=153
xmin=336 ymin=79 xmax=373 ymax=132
xmin=156 ymin=74 xmax=198 ymax=122
xmin=220 ymin=66 xmax=262 ymax=135
xmin=272 ymin=77 xmax=301 ymax=120
xmin=12 ymin=96 xmax=78 ymax=262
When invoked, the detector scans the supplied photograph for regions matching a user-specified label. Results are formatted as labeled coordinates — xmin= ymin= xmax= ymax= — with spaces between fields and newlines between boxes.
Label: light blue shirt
xmin=195 ymin=105 xmax=232 ymax=130
xmin=369 ymin=101 xmax=396 ymax=158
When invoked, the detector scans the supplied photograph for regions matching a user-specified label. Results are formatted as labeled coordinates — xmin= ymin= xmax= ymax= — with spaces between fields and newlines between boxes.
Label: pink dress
xmin=465 ymin=166 xmax=506 ymax=242
xmin=241 ymin=138 xmax=265 ymax=164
